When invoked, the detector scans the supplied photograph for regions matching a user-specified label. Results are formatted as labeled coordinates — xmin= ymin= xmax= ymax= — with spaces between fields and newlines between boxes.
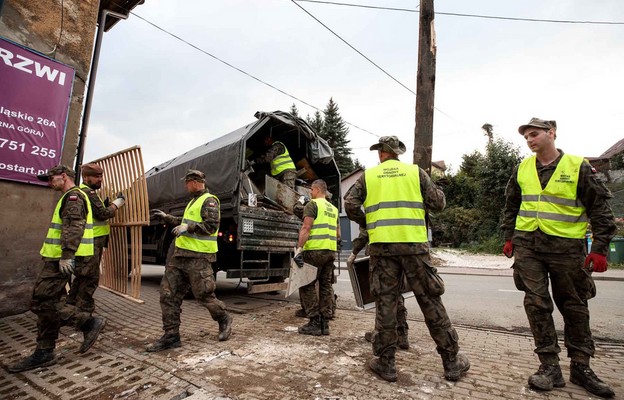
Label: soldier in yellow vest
xmin=295 ymin=179 xmax=340 ymax=336
xmin=66 ymin=163 xmax=125 ymax=315
xmin=147 ymin=169 xmax=232 ymax=352
xmin=345 ymin=136 xmax=470 ymax=383
xmin=502 ymin=118 xmax=616 ymax=397
xmin=251 ymin=135 xmax=297 ymax=188
xmin=8 ymin=166 xmax=106 ymax=373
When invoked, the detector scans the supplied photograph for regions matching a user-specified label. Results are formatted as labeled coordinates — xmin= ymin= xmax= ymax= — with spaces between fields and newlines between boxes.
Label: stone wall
xmin=0 ymin=0 xmax=99 ymax=317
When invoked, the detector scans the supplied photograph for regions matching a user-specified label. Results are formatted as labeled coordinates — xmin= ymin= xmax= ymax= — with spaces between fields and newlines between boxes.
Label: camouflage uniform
xmin=350 ymin=227 xmax=409 ymax=337
xmin=35 ymin=188 xmax=94 ymax=349
xmin=66 ymin=187 xmax=117 ymax=314
xmin=254 ymin=141 xmax=296 ymax=188
xmin=299 ymin=200 xmax=337 ymax=319
xmin=158 ymin=189 xmax=228 ymax=335
xmin=345 ymin=161 xmax=459 ymax=358
xmin=502 ymin=150 xmax=616 ymax=365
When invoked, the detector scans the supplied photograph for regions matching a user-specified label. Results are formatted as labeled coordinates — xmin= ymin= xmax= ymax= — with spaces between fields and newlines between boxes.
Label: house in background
xmin=586 ymin=138 xmax=624 ymax=174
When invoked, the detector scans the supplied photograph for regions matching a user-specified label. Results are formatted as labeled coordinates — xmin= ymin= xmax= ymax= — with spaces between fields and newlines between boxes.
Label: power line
xmin=291 ymin=0 xmax=457 ymax=122
xmin=109 ymin=5 xmax=382 ymax=138
xmin=294 ymin=0 xmax=624 ymax=25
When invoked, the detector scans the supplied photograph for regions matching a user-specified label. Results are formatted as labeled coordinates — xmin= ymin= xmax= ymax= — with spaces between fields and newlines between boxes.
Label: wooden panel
xmin=87 ymin=146 xmax=148 ymax=301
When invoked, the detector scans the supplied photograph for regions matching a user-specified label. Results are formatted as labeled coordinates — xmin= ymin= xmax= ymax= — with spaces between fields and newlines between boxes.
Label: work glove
xmin=172 ymin=224 xmax=189 ymax=237
xmin=503 ymin=240 xmax=514 ymax=258
xmin=293 ymin=247 xmax=304 ymax=268
xmin=584 ymin=252 xmax=608 ymax=273
xmin=150 ymin=209 xmax=167 ymax=220
xmin=59 ymin=258 xmax=75 ymax=276
xmin=337 ymin=239 xmax=342 ymax=251
xmin=103 ymin=197 xmax=110 ymax=207
xmin=112 ymin=192 xmax=126 ymax=208
xmin=346 ymin=253 xmax=356 ymax=269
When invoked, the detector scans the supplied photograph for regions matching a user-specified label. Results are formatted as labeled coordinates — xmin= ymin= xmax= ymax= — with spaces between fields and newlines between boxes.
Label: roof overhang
xmin=99 ymin=0 xmax=145 ymax=31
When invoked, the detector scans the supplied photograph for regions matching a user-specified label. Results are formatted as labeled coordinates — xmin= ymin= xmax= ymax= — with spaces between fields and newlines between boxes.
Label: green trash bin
xmin=607 ymin=237 xmax=624 ymax=264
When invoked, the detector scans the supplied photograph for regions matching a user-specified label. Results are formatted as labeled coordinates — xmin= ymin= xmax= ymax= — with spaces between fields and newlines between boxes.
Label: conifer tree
xmin=289 ymin=103 xmax=299 ymax=118
xmin=321 ymin=98 xmax=354 ymax=175
xmin=306 ymin=111 xmax=324 ymax=136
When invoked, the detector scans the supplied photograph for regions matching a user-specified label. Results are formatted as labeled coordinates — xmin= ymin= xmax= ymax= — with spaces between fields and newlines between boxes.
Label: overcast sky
xmin=85 ymin=0 xmax=624 ymax=173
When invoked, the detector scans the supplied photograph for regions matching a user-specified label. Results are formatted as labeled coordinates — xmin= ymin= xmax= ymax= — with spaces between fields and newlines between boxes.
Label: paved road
xmin=331 ymin=268 xmax=624 ymax=343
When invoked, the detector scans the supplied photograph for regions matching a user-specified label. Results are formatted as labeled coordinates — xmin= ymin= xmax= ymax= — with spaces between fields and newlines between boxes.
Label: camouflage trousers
xmin=31 ymin=260 xmax=93 ymax=349
xmin=275 ymin=169 xmax=296 ymax=189
xmin=67 ymin=236 xmax=106 ymax=314
xmin=160 ymin=256 xmax=227 ymax=335
xmin=299 ymin=250 xmax=336 ymax=318
xmin=512 ymin=246 xmax=596 ymax=365
xmin=370 ymin=253 xmax=459 ymax=357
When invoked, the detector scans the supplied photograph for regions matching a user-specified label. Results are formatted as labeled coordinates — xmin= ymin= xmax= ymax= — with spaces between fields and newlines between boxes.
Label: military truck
xmin=142 ymin=111 xmax=341 ymax=293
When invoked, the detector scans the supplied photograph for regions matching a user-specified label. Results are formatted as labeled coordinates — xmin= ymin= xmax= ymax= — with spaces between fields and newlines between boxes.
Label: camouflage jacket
xmin=502 ymin=149 xmax=616 ymax=255
xmin=344 ymin=158 xmax=446 ymax=255
xmin=48 ymin=187 xmax=90 ymax=260
xmin=255 ymin=142 xmax=290 ymax=166
xmin=82 ymin=186 xmax=117 ymax=246
xmin=164 ymin=189 xmax=220 ymax=260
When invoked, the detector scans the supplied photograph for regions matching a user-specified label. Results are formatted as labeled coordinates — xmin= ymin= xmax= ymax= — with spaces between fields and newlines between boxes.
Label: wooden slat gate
xmin=88 ymin=146 xmax=149 ymax=301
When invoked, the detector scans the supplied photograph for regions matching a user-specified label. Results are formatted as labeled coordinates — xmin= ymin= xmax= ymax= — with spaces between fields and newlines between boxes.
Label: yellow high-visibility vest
xmin=270 ymin=141 xmax=296 ymax=176
xmin=364 ymin=160 xmax=428 ymax=244
xmin=80 ymin=183 xmax=110 ymax=238
xmin=175 ymin=192 xmax=219 ymax=253
xmin=515 ymin=154 xmax=587 ymax=238
xmin=40 ymin=188 xmax=94 ymax=258
xmin=304 ymin=198 xmax=338 ymax=251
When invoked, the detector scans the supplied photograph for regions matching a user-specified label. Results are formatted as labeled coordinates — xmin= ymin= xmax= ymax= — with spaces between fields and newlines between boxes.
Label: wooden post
xmin=413 ymin=0 xmax=436 ymax=173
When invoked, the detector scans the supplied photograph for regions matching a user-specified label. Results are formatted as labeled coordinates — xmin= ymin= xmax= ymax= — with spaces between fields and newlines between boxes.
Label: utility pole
xmin=413 ymin=0 xmax=436 ymax=173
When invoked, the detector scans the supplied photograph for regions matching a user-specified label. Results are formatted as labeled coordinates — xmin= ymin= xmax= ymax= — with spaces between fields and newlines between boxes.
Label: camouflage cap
xmin=369 ymin=135 xmax=406 ymax=155
xmin=37 ymin=165 xmax=76 ymax=181
xmin=181 ymin=169 xmax=206 ymax=182
xmin=518 ymin=117 xmax=557 ymax=134
xmin=81 ymin=162 xmax=104 ymax=177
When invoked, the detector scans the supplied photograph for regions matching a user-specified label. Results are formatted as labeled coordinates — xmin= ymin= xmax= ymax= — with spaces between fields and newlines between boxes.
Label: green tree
xmin=321 ymin=98 xmax=355 ymax=175
xmin=306 ymin=111 xmax=324 ymax=135
xmin=434 ymin=137 xmax=522 ymax=249
xmin=289 ymin=103 xmax=299 ymax=118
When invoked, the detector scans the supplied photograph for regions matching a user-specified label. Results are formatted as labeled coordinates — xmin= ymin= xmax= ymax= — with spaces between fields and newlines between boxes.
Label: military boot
xmin=527 ymin=364 xmax=565 ymax=391
xmin=146 ymin=333 xmax=182 ymax=352
xmin=397 ymin=328 xmax=409 ymax=350
xmin=79 ymin=316 xmax=106 ymax=353
xmin=570 ymin=362 xmax=615 ymax=397
xmin=368 ymin=350 xmax=397 ymax=382
xmin=321 ymin=316 xmax=330 ymax=336
xmin=218 ymin=313 xmax=233 ymax=341
xmin=364 ymin=331 xmax=374 ymax=342
xmin=298 ymin=316 xmax=322 ymax=336
xmin=441 ymin=352 xmax=471 ymax=381
xmin=294 ymin=308 xmax=307 ymax=318
xmin=8 ymin=349 xmax=56 ymax=373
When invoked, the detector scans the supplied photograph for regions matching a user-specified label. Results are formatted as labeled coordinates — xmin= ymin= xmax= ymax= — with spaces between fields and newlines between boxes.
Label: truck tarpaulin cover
xmin=145 ymin=111 xmax=333 ymax=207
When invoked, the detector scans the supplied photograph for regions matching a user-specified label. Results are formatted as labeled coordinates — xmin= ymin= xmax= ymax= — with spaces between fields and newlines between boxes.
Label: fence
xmin=87 ymin=146 xmax=149 ymax=301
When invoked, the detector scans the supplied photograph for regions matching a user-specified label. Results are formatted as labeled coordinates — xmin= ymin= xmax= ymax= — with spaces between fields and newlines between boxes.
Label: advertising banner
xmin=0 ymin=37 xmax=75 ymax=185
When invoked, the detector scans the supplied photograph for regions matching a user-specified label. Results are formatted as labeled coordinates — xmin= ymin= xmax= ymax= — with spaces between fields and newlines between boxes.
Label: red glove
xmin=503 ymin=240 xmax=514 ymax=258
xmin=584 ymin=252 xmax=607 ymax=273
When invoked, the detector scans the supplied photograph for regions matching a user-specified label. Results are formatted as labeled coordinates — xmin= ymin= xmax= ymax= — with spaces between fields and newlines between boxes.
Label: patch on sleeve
xmin=207 ymin=201 xmax=217 ymax=207
xmin=68 ymin=194 xmax=79 ymax=201
xmin=590 ymin=165 xmax=597 ymax=173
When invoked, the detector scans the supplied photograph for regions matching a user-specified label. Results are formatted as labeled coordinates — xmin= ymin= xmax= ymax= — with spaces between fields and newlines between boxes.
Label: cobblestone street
xmin=1 ymin=276 xmax=623 ymax=400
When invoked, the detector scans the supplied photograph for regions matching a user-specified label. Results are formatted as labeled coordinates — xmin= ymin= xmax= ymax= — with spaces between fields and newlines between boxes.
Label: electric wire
xmin=294 ymin=0 xmax=624 ymax=25
xmin=41 ymin=0 xmax=65 ymax=56
xmin=121 ymin=7 xmax=382 ymax=138
xmin=291 ymin=0 xmax=457 ymax=123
